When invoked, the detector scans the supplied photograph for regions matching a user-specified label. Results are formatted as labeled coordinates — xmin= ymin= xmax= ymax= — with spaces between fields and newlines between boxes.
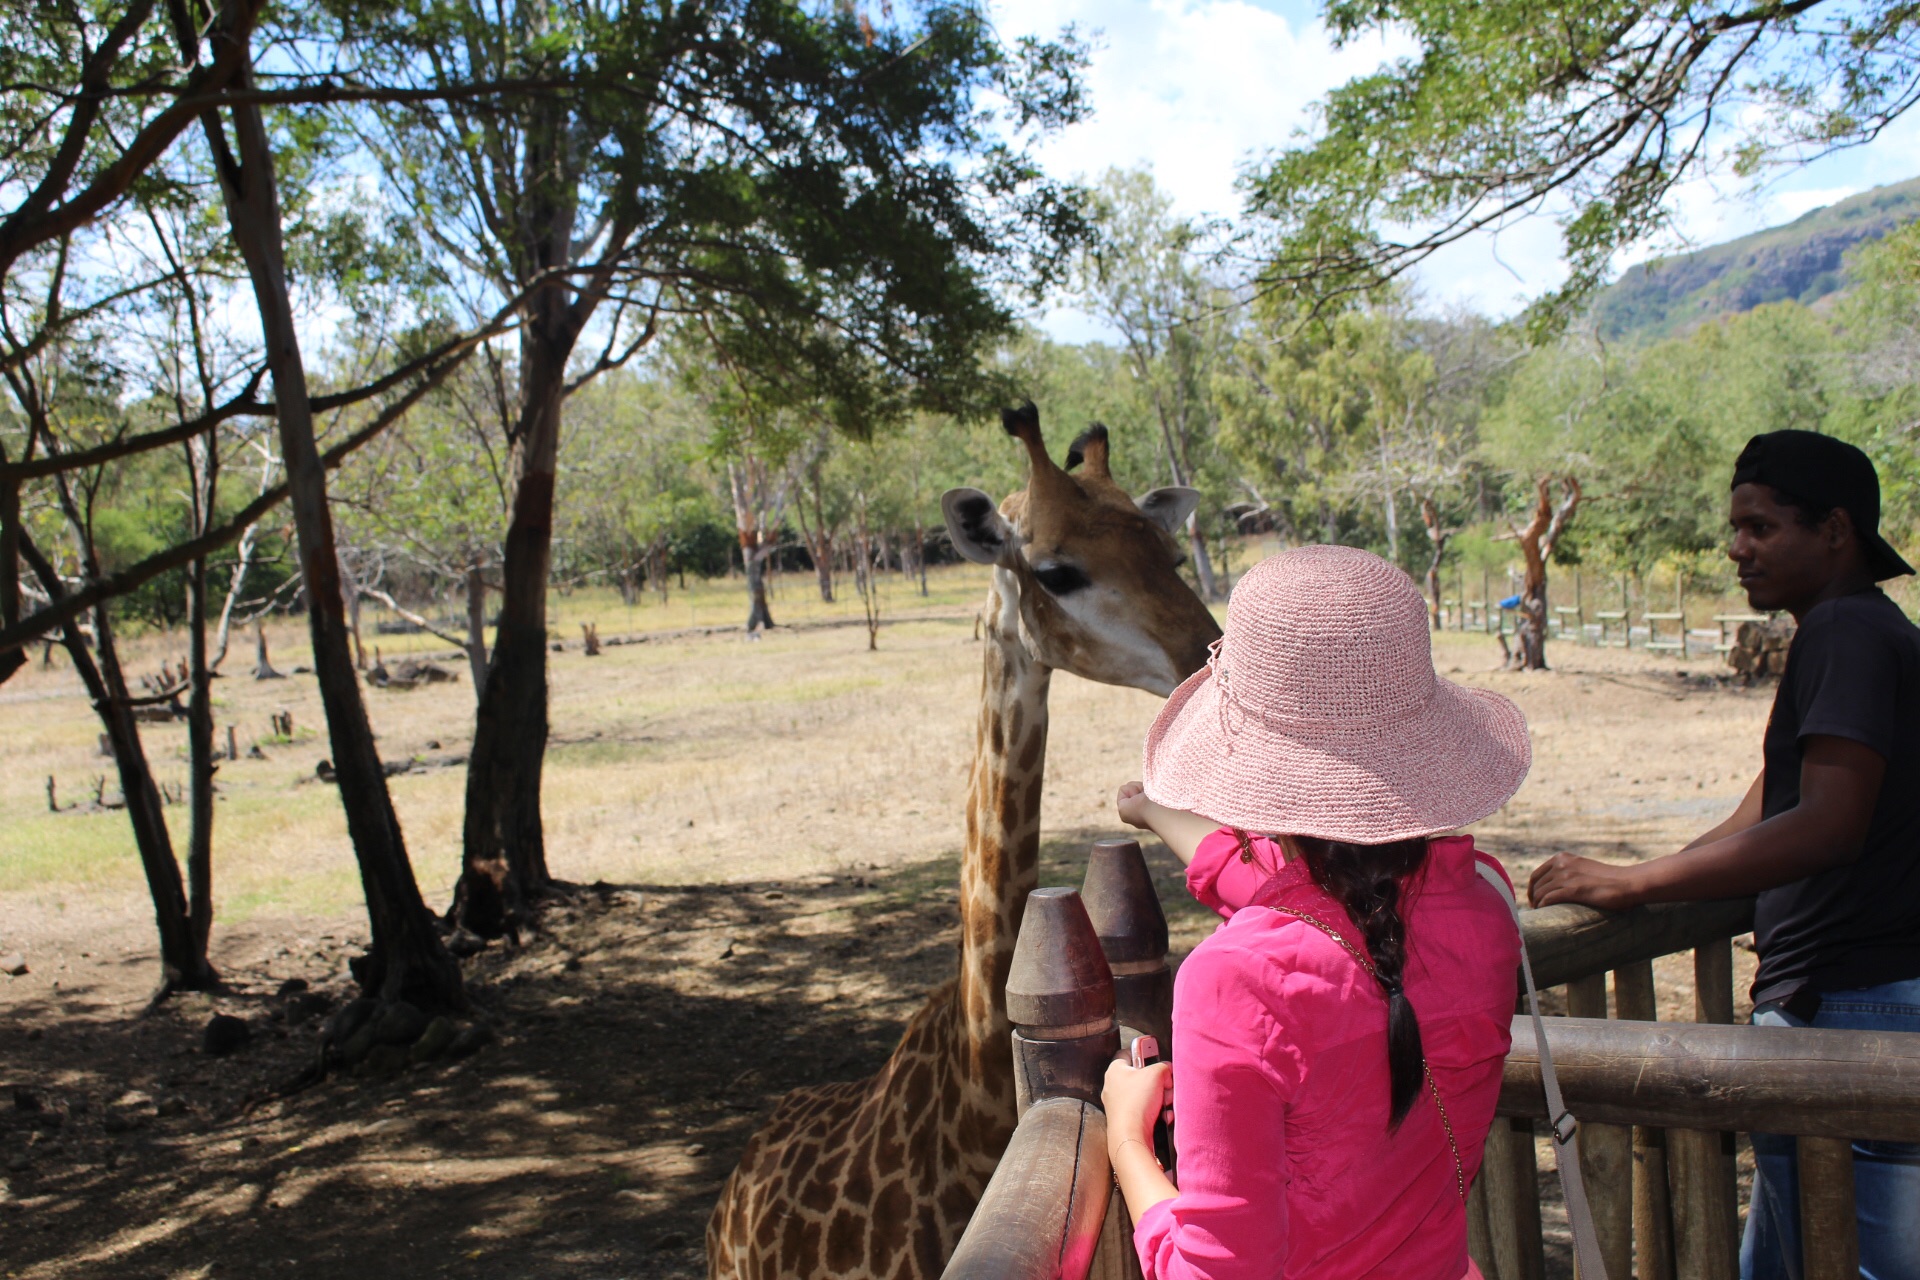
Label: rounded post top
xmin=1006 ymin=887 xmax=1114 ymax=1032
xmin=1082 ymin=837 xmax=1169 ymax=965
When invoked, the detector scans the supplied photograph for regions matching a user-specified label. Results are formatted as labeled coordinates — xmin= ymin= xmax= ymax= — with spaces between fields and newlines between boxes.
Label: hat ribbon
xmin=1207 ymin=635 xmax=1246 ymax=753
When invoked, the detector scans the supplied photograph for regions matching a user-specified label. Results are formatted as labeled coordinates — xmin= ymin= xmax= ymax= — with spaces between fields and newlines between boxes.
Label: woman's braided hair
xmin=1295 ymin=834 xmax=1431 ymax=1128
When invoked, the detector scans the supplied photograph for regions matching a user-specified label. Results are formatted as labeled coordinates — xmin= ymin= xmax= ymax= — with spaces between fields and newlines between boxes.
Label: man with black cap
xmin=1530 ymin=429 xmax=1920 ymax=1279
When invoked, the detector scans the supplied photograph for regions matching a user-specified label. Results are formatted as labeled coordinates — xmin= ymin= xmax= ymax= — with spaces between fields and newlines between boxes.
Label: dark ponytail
xmin=1296 ymin=834 xmax=1430 ymax=1128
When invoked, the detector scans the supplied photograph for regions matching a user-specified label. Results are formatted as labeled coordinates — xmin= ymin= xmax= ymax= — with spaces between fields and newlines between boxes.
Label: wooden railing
xmin=940 ymin=841 xmax=1920 ymax=1280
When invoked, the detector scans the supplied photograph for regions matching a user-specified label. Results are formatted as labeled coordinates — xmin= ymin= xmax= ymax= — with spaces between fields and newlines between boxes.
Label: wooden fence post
xmin=1671 ymin=938 xmax=1738 ymax=1280
xmin=1797 ymin=1136 xmax=1858 ymax=1280
xmin=1081 ymin=838 xmax=1170 ymax=1280
xmin=1082 ymin=837 xmax=1172 ymax=1048
xmin=1566 ymin=973 xmax=1632 ymax=1280
xmin=1616 ymin=959 xmax=1675 ymax=1280
xmin=1004 ymin=887 xmax=1120 ymax=1115
xmin=1472 ymin=1111 xmax=1547 ymax=1280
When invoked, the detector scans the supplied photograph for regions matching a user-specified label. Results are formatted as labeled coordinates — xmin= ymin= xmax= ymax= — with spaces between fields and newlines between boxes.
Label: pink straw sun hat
xmin=1142 ymin=544 xmax=1531 ymax=843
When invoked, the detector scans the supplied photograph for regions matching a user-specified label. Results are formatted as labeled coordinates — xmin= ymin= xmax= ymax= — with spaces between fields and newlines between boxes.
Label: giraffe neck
xmin=957 ymin=571 xmax=1052 ymax=1085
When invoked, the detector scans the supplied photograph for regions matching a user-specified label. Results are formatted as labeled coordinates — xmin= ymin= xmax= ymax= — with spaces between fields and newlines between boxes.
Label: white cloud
xmin=996 ymin=0 xmax=1406 ymax=224
xmin=1000 ymin=0 xmax=1920 ymax=330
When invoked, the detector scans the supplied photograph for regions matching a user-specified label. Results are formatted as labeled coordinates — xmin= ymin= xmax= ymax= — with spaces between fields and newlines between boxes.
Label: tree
xmin=335 ymin=0 xmax=1092 ymax=936
xmin=1074 ymin=169 xmax=1231 ymax=596
xmin=1243 ymin=0 xmax=1920 ymax=329
xmin=1504 ymin=475 xmax=1581 ymax=670
xmin=183 ymin=3 xmax=466 ymax=1009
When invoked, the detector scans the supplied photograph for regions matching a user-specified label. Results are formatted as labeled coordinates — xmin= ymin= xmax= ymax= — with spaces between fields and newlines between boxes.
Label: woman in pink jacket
xmin=1103 ymin=545 xmax=1530 ymax=1280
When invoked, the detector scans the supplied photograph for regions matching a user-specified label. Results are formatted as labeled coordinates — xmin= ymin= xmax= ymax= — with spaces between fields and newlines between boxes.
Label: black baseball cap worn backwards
xmin=1732 ymin=430 xmax=1915 ymax=581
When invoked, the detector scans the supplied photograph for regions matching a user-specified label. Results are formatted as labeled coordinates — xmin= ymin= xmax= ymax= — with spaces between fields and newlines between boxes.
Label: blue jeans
xmin=1740 ymin=976 xmax=1920 ymax=1280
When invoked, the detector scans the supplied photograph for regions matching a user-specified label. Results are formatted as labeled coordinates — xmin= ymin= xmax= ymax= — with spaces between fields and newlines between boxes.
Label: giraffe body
xmin=708 ymin=408 xmax=1218 ymax=1280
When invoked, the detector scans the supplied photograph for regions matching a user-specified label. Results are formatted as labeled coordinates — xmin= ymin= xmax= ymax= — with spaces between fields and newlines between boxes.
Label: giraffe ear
xmin=942 ymin=488 xmax=1018 ymax=566
xmin=1136 ymin=487 xmax=1200 ymax=534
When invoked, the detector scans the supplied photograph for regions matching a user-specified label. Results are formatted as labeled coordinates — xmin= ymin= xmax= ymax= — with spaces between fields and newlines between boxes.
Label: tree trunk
xmin=744 ymin=545 xmax=775 ymax=632
xmin=23 ymin=533 xmax=212 ymax=993
xmin=1187 ymin=519 xmax=1218 ymax=600
xmin=0 ymin=469 xmax=22 ymax=686
xmin=186 ymin=535 xmax=215 ymax=956
xmin=464 ymin=561 xmax=489 ymax=694
xmin=1506 ymin=476 xmax=1582 ymax=673
xmin=95 ymin=603 xmax=215 ymax=993
xmin=345 ymin=571 xmax=366 ymax=670
xmin=914 ymin=521 xmax=929 ymax=597
xmin=452 ymin=291 xmax=578 ymax=937
xmin=813 ymin=544 xmax=834 ymax=603
xmin=1420 ymin=497 xmax=1449 ymax=630
xmin=206 ymin=68 xmax=462 ymax=1009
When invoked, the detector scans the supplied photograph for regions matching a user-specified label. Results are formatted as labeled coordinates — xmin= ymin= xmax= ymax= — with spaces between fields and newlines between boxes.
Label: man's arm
xmin=1681 ymin=771 xmax=1766 ymax=851
xmin=1530 ymin=737 xmax=1884 ymax=910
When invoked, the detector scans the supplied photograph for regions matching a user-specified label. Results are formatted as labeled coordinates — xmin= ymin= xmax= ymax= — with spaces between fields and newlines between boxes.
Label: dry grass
xmin=2 ymin=558 xmax=1769 ymax=997
xmin=0 ymin=557 xmax=1787 ymax=1278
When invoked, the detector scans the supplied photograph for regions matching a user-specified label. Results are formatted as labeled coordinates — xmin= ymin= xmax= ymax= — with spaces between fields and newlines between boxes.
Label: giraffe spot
xmin=901 ymin=1060 xmax=934 ymax=1117
xmin=939 ymin=1176 xmax=976 ymax=1222
xmin=868 ymin=1178 xmax=912 ymax=1272
xmin=842 ymin=1154 xmax=874 ymax=1209
xmin=1016 ymin=735 xmax=1043 ymax=774
xmin=914 ymin=1202 xmax=946 ymax=1275
xmin=826 ymin=1208 xmax=864 ymax=1273
xmin=778 ymin=1212 xmax=806 ymax=1272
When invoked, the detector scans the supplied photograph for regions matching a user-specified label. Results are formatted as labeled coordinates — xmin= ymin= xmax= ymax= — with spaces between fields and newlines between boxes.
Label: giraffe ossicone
xmin=707 ymin=402 xmax=1220 ymax=1280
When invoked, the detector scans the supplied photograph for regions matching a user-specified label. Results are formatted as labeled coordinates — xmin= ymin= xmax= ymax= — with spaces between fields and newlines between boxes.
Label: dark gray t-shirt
xmin=1753 ymin=589 xmax=1920 ymax=1005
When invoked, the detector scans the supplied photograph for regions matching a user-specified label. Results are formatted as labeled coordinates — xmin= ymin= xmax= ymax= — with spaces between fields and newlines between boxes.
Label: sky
xmin=994 ymin=0 xmax=1920 ymax=342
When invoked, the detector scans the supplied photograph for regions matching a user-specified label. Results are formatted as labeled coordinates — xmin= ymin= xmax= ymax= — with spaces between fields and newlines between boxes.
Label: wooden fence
xmin=941 ymin=839 xmax=1920 ymax=1280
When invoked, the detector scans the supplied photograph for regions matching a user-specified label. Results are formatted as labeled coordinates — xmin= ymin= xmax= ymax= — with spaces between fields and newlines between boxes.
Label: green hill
xmin=1591 ymin=176 xmax=1920 ymax=341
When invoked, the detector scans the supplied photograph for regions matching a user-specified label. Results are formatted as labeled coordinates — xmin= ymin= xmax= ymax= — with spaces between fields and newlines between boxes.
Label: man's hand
xmin=1528 ymin=854 xmax=1646 ymax=911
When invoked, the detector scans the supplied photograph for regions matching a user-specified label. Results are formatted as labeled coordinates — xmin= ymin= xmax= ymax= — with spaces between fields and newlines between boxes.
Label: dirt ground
xmin=1 ymin=564 xmax=1772 ymax=1278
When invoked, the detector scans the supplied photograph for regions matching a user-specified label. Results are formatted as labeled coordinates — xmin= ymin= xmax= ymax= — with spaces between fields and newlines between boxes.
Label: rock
xmin=371 ymin=1001 xmax=428 ymax=1047
xmin=445 ymin=929 xmax=488 ymax=959
xmin=0 ymin=954 xmax=27 ymax=976
xmin=203 ymin=1014 xmax=252 ymax=1057
xmin=287 ymin=992 xmax=332 ymax=1023
xmin=361 ymin=1043 xmax=409 ymax=1076
xmin=276 ymin=977 xmax=310 ymax=997
xmin=155 ymin=1096 xmax=188 ymax=1118
xmin=339 ymin=1021 xmax=380 ymax=1066
xmin=653 ymin=1231 xmax=689 ymax=1251
xmin=409 ymin=1016 xmax=459 ymax=1064
xmin=6 ymin=1152 xmax=30 ymax=1173
xmin=323 ymin=997 xmax=380 ymax=1049
xmin=685 ymin=1142 xmax=707 ymax=1156
xmin=447 ymin=1021 xmax=495 ymax=1059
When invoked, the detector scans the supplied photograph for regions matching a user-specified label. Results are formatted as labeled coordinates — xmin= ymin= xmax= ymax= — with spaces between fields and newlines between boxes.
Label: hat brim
xmin=1141 ymin=664 xmax=1532 ymax=844
xmin=1865 ymin=529 xmax=1915 ymax=581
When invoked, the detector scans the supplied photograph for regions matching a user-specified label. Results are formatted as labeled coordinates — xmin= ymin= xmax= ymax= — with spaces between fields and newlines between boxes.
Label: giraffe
xmin=707 ymin=403 xmax=1221 ymax=1280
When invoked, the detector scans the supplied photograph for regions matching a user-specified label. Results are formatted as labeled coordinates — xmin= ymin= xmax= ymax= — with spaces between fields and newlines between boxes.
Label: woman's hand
xmin=1528 ymin=853 xmax=1646 ymax=911
xmin=1116 ymin=780 xmax=1154 ymax=831
xmin=1102 ymin=1058 xmax=1172 ymax=1163
xmin=1114 ymin=783 xmax=1218 ymax=865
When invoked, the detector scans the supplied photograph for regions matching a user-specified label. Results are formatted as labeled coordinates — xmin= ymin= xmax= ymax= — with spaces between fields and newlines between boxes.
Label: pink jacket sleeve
xmin=1132 ymin=933 xmax=1305 ymax=1279
xmin=1186 ymin=829 xmax=1286 ymax=919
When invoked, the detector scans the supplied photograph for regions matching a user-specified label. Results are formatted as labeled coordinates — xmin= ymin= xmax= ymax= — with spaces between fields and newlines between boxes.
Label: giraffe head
xmin=941 ymin=403 xmax=1222 ymax=695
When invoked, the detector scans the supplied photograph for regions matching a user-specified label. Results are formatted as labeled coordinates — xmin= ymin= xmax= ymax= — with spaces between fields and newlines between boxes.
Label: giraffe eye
xmin=1033 ymin=563 xmax=1090 ymax=596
